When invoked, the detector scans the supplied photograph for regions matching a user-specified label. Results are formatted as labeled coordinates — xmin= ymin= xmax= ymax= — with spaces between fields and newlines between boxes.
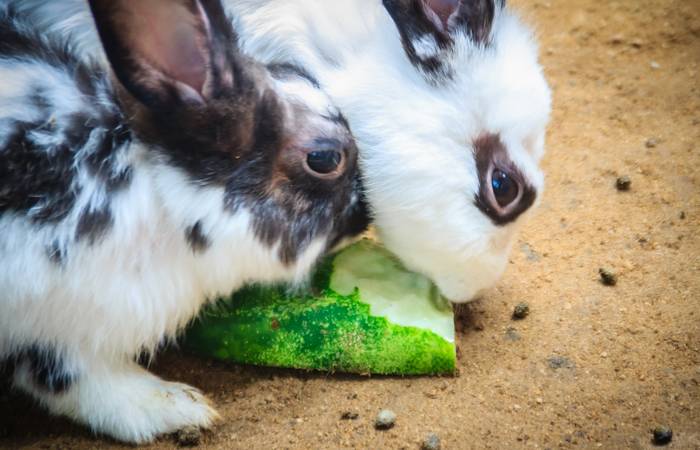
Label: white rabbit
xmin=9 ymin=0 xmax=551 ymax=304
xmin=224 ymin=0 xmax=552 ymax=302
xmin=0 ymin=0 xmax=367 ymax=443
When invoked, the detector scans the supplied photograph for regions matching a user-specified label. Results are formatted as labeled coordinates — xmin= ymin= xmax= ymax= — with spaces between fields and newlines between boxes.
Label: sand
xmin=1 ymin=0 xmax=699 ymax=448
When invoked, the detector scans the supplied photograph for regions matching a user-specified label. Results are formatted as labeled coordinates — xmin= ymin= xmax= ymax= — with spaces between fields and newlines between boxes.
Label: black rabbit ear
xmin=88 ymin=0 xmax=235 ymax=109
xmin=447 ymin=0 xmax=503 ymax=44
xmin=384 ymin=0 xmax=502 ymax=44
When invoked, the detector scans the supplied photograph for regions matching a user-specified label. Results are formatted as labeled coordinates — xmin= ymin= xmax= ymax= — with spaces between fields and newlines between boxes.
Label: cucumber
xmin=184 ymin=240 xmax=456 ymax=375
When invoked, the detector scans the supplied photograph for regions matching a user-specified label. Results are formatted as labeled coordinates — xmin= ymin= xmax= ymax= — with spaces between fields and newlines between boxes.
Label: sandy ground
xmin=1 ymin=0 xmax=699 ymax=448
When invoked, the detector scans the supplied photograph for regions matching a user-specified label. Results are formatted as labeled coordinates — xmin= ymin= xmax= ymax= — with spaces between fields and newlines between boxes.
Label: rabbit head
xmin=352 ymin=0 xmax=552 ymax=302
xmin=225 ymin=0 xmax=551 ymax=302
xmin=89 ymin=0 xmax=369 ymax=270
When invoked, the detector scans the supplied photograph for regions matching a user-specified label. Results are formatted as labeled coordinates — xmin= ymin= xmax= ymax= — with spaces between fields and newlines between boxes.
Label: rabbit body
xmin=0 ymin=1 xmax=366 ymax=443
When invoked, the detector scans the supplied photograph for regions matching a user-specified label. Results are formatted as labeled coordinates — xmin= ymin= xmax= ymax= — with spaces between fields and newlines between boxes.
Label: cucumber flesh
xmin=329 ymin=240 xmax=455 ymax=343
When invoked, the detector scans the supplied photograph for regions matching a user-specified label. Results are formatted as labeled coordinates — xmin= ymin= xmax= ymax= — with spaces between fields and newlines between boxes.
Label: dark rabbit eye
xmin=491 ymin=169 xmax=519 ymax=207
xmin=473 ymin=134 xmax=537 ymax=225
xmin=306 ymin=150 xmax=342 ymax=175
xmin=299 ymin=138 xmax=350 ymax=180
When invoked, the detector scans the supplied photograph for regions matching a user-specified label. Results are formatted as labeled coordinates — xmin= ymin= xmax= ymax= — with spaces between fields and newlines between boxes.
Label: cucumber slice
xmin=329 ymin=240 xmax=454 ymax=343
xmin=184 ymin=240 xmax=456 ymax=375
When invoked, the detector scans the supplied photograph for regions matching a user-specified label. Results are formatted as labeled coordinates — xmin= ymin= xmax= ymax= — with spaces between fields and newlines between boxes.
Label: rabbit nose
xmin=302 ymin=138 xmax=349 ymax=179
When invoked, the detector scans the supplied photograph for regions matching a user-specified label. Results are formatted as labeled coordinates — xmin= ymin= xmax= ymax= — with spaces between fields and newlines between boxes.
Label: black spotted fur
xmin=383 ymin=0 xmax=504 ymax=80
xmin=0 ymin=5 xmax=368 ymax=266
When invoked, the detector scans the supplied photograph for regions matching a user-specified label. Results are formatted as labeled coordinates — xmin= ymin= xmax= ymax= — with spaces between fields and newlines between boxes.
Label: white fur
xmin=412 ymin=34 xmax=441 ymax=59
xmin=13 ymin=358 xmax=218 ymax=443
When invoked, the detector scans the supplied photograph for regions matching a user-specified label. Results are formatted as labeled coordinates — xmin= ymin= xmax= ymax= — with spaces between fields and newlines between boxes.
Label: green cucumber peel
xmin=185 ymin=240 xmax=456 ymax=375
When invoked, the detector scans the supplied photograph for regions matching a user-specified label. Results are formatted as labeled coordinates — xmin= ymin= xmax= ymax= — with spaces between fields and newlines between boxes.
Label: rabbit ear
xmin=420 ymin=0 xmax=460 ymax=32
xmin=385 ymin=0 xmax=502 ymax=44
xmin=88 ymin=0 xmax=235 ymax=109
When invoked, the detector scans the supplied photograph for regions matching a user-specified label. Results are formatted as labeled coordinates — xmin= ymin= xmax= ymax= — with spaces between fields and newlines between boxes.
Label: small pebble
xmin=340 ymin=411 xmax=359 ymax=420
xmin=374 ymin=409 xmax=396 ymax=430
xmin=512 ymin=302 xmax=530 ymax=320
xmin=521 ymin=243 xmax=541 ymax=261
xmin=645 ymin=138 xmax=659 ymax=148
xmin=599 ymin=268 xmax=618 ymax=286
xmin=505 ymin=327 xmax=521 ymax=342
xmin=650 ymin=61 xmax=661 ymax=70
xmin=616 ymin=176 xmax=632 ymax=191
xmin=652 ymin=426 xmax=673 ymax=446
xmin=608 ymin=34 xmax=624 ymax=45
xmin=421 ymin=433 xmax=441 ymax=450
xmin=547 ymin=355 xmax=575 ymax=370
xmin=176 ymin=426 xmax=201 ymax=447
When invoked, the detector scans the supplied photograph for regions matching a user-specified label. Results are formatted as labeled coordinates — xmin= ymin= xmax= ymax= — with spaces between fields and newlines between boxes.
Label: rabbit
xmin=224 ymin=0 xmax=552 ymax=303
xmin=14 ymin=0 xmax=552 ymax=304
xmin=0 ymin=0 xmax=368 ymax=444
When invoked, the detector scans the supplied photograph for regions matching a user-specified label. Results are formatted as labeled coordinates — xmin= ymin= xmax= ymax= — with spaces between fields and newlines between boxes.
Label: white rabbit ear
xmin=88 ymin=0 xmax=235 ymax=109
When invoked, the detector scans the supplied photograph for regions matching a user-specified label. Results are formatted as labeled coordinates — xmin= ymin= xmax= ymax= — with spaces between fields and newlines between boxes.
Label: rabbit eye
xmin=306 ymin=150 xmax=343 ymax=175
xmin=294 ymin=138 xmax=351 ymax=181
xmin=303 ymin=138 xmax=346 ymax=177
xmin=491 ymin=169 xmax=520 ymax=207
xmin=473 ymin=133 xmax=537 ymax=225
